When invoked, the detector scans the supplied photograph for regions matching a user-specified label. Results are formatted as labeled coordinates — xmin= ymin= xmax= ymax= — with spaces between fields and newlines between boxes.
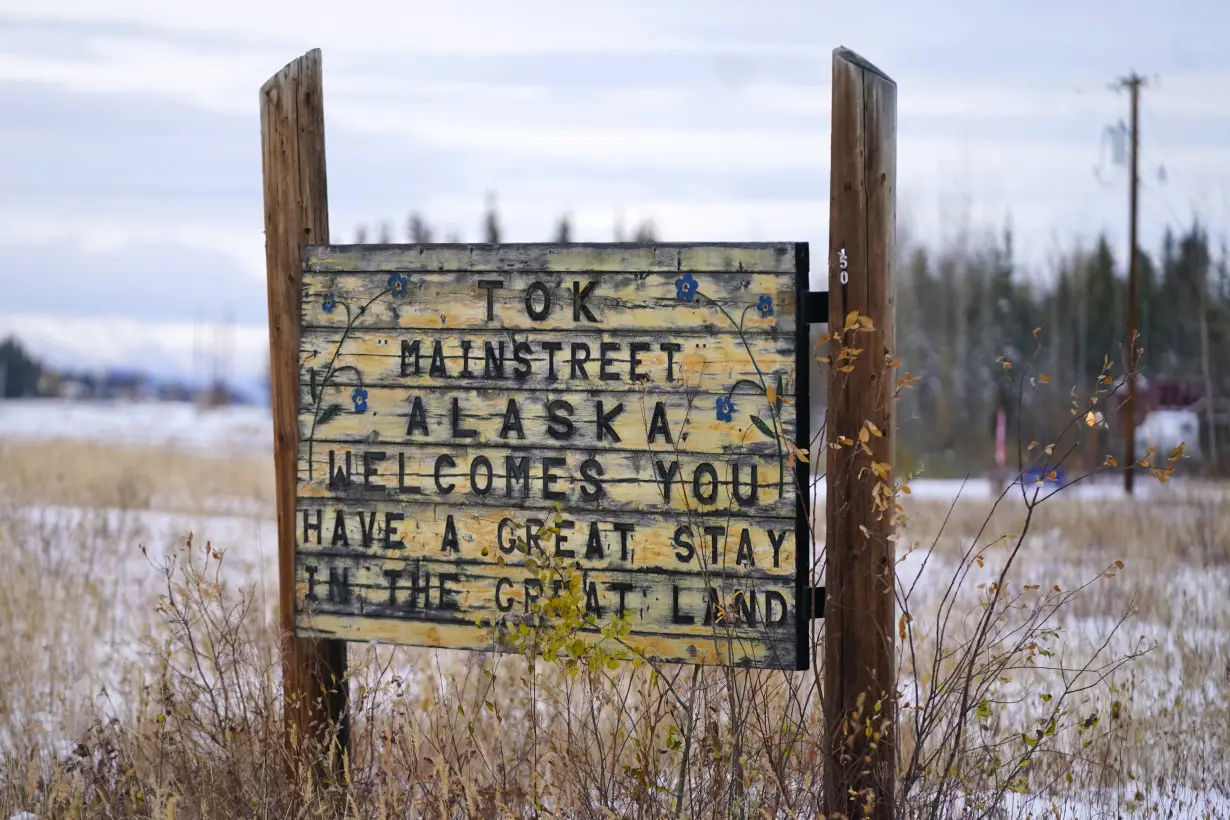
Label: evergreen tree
xmin=632 ymin=219 xmax=658 ymax=243
xmin=482 ymin=192 xmax=501 ymax=244
xmin=0 ymin=337 xmax=42 ymax=399
xmin=407 ymin=212 xmax=433 ymax=243
xmin=554 ymin=214 xmax=573 ymax=243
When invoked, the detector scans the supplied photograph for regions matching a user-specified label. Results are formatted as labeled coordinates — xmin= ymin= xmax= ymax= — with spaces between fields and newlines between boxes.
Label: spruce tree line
xmin=352 ymin=200 xmax=1229 ymax=476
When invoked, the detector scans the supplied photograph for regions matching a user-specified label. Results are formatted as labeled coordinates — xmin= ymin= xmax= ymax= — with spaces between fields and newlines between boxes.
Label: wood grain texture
xmin=298 ymin=386 xmax=796 ymax=456
xmin=301 ymin=611 xmax=795 ymax=668
xmin=299 ymin=329 xmax=797 ymax=392
xmin=295 ymin=554 xmax=797 ymax=665
xmin=302 ymin=271 xmax=797 ymax=333
xmin=296 ymin=500 xmax=798 ymax=575
xmin=305 ymin=243 xmax=798 ymax=273
xmin=298 ymin=443 xmax=792 ymax=516
xmin=824 ymin=47 xmax=897 ymax=819
xmin=297 ymin=242 xmax=804 ymax=669
xmin=260 ymin=48 xmax=348 ymax=750
xmin=260 ymin=50 xmax=350 ymax=756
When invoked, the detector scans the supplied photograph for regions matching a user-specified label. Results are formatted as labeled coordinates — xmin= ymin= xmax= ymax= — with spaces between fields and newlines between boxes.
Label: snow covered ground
xmin=0 ymin=398 xmax=272 ymax=456
xmin=1 ymin=398 xmax=1226 ymax=816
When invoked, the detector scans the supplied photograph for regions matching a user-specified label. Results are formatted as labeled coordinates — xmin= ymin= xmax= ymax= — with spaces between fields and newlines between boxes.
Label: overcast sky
xmin=1 ymin=0 xmax=1227 ymax=384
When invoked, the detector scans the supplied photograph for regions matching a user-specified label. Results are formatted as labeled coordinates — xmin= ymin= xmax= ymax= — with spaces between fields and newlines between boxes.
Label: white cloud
xmin=0 ymin=210 xmax=267 ymax=280
xmin=2 ymin=0 xmax=1229 ymax=387
xmin=0 ymin=312 xmax=270 ymax=382
xmin=0 ymin=1 xmax=768 ymax=58
xmin=0 ymin=43 xmax=269 ymax=114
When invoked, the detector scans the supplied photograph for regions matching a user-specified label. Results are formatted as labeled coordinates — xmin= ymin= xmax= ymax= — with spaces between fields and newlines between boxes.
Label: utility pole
xmin=1117 ymin=72 xmax=1145 ymax=495
xmin=826 ymin=46 xmax=897 ymax=820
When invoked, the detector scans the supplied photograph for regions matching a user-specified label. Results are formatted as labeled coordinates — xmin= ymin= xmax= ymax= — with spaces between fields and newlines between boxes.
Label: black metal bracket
xmin=809 ymin=586 xmax=825 ymax=619
xmin=805 ymin=291 xmax=829 ymax=325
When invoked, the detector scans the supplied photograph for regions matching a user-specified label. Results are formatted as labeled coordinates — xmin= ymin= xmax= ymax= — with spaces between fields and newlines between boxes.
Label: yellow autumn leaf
xmin=866 ymin=421 xmax=883 ymax=437
xmin=1039 ymin=373 xmax=1051 ymax=383
xmin=859 ymin=427 xmax=870 ymax=444
xmin=766 ymin=384 xmax=777 ymax=405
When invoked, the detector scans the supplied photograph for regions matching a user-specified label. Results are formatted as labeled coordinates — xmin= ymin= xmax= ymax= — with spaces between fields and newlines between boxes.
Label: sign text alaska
xmin=295 ymin=243 xmax=810 ymax=669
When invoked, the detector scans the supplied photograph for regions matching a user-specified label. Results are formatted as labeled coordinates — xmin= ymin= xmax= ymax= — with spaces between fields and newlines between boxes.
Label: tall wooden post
xmin=1121 ymin=72 xmax=1144 ymax=495
xmin=824 ymin=47 xmax=897 ymax=819
xmin=260 ymin=49 xmax=349 ymax=755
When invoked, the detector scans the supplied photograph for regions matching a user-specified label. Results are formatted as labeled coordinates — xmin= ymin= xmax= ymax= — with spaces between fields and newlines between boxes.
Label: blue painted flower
xmin=387 ymin=272 xmax=409 ymax=298
xmin=352 ymin=386 xmax=369 ymax=413
xmin=757 ymin=294 xmax=774 ymax=318
xmin=715 ymin=395 xmax=734 ymax=422
xmin=675 ymin=272 xmax=698 ymax=302
xmin=321 ymin=294 xmax=337 ymax=313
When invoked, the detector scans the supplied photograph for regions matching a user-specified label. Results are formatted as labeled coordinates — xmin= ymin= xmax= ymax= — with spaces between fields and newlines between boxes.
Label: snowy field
xmin=0 ymin=398 xmax=272 ymax=456
xmin=1 ymin=398 xmax=1227 ymax=816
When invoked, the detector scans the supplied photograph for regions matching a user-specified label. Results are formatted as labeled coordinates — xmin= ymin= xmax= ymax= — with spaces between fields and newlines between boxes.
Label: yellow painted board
xmin=294 ymin=556 xmax=799 ymax=669
xmin=303 ymin=243 xmax=799 ymax=274
xmin=302 ymin=270 xmax=796 ymax=333
xmin=298 ymin=385 xmax=795 ymax=456
xmin=299 ymin=613 xmax=797 ymax=668
xmin=295 ymin=500 xmax=798 ymax=576
xmin=299 ymin=329 xmax=797 ymax=393
xmin=294 ymin=242 xmax=808 ymax=669
xmin=297 ymin=442 xmax=796 ymax=518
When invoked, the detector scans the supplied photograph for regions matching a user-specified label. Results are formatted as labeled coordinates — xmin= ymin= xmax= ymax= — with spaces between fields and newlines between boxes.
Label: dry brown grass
xmin=1 ymin=438 xmax=1228 ymax=818
xmin=0 ymin=438 xmax=274 ymax=515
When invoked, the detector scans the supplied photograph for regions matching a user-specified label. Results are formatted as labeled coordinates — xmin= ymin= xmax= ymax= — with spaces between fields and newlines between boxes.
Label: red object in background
xmin=1146 ymin=379 xmax=1203 ymax=411
xmin=1124 ymin=378 xmax=1205 ymax=425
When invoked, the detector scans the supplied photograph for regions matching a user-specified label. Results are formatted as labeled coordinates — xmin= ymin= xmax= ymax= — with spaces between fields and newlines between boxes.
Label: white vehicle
xmin=1134 ymin=408 xmax=1201 ymax=466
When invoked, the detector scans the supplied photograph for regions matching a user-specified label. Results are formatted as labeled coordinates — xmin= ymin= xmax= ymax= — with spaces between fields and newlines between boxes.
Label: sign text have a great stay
xmin=295 ymin=243 xmax=810 ymax=669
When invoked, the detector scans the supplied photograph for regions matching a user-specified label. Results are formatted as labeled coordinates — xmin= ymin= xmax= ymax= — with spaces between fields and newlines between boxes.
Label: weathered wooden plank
xmin=301 ymin=270 xmax=796 ymax=333
xmin=824 ymin=47 xmax=897 ymax=819
xmin=296 ymin=558 xmax=795 ymax=634
xmin=294 ymin=555 xmax=799 ymax=668
xmin=304 ymin=243 xmax=798 ymax=274
xmin=298 ymin=386 xmax=795 ymax=456
xmin=299 ymin=328 xmax=797 ymax=393
xmin=293 ymin=239 xmax=807 ymax=670
xmin=295 ymin=501 xmax=798 ymax=576
xmin=300 ymin=612 xmax=795 ymax=668
xmin=297 ymin=442 xmax=795 ymax=518
xmin=260 ymin=47 xmax=348 ymax=748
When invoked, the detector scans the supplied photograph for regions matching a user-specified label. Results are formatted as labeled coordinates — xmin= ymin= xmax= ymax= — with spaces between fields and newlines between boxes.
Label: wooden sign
xmin=294 ymin=243 xmax=810 ymax=669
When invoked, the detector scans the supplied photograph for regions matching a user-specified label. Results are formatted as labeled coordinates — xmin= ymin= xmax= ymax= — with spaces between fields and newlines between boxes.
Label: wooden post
xmin=1121 ymin=73 xmax=1144 ymax=495
xmin=824 ymin=46 xmax=897 ymax=819
xmin=260 ymin=49 xmax=349 ymax=756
